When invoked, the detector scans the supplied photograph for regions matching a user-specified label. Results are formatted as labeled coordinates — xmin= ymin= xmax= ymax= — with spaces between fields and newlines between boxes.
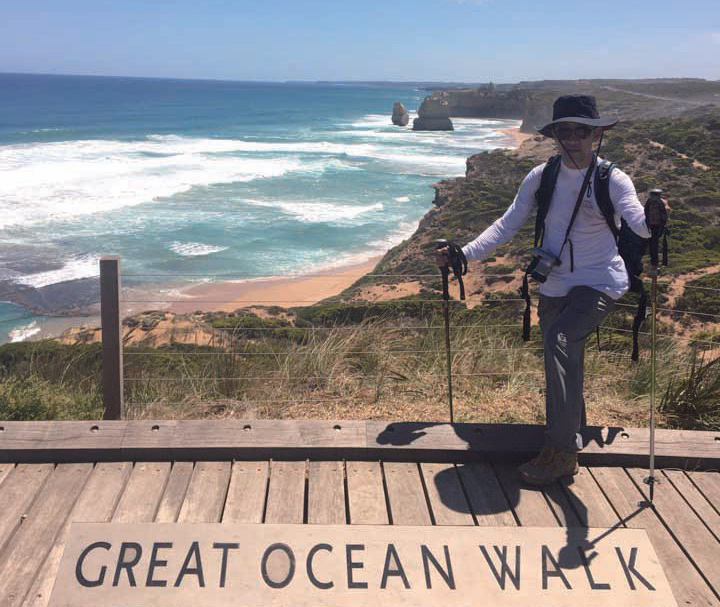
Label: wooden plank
xmin=559 ymin=467 xmax=620 ymax=528
xmin=178 ymin=461 xmax=232 ymax=523
xmin=22 ymin=462 xmax=132 ymax=607
xmin=626 ymin=467 xmax=720 ymax=592
xmin=0 ymin=463 xmax=92 ymax=607
xmin=492 ymin=462 xmax=559 ymax=527
xmin=0 ymin=421 xmax=125 ymax=462
xmin=542 ymin=481 xmax=583 ymax=527
xmin=591 ymin=465 xmax=719 ymax=606
xmin=112 ymin=462 xmax=171 ymax=523
xmin=383 ymin=462 xmax=431 ymax=526
xmin=0 ymin=464 xmax=53 ymax=555
xmin=345 ymin=461 xmax=388 ymax=525
xmin=456 ymin=461 xmax=516 ymax=526
xmin=264 ymin=461 xmax=306 ymax=524
xmin=169 ymin=420 xmax=366 ymax=461
xmin=154 ymin=461 xmax=194 ymax=523
xmin=664 ymin=469 xmax=720 ymax=541
xmin=688 ymin=470 xmax=720 ymax=516
xmin=0 ymin=463 xmax=15 ymax=488
xmin=419 ymin=462 xmax=473 ymax=526
xmin=307 ymin=461 xmax=346 ymax=525
xmin=222 ymin=461 xmax=269 ymax=524
xmin=3 ymin=420 xmax=718 ymax=468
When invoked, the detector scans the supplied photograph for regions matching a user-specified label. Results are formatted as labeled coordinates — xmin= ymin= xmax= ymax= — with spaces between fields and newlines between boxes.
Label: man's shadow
xmin=375 ymin=421 xmax=627 ymax=570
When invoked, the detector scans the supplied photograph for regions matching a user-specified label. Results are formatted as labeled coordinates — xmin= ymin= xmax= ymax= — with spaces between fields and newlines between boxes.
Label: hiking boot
xmin=518 ymin=446 xmax=578 ymax=485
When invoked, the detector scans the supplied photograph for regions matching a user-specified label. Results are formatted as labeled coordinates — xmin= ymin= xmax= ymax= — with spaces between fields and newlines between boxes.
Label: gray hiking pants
xmin=538 ymin=286 xmax=615 ymax=453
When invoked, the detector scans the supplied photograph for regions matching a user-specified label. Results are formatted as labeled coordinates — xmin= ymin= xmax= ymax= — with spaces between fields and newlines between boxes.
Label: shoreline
xmin=129 ymin=256 xmax=383 ymax=316
xmin=16 ymin=124 xmax=532 ymax=342
xmin=499 ymin=126 xmax=534 ymax=147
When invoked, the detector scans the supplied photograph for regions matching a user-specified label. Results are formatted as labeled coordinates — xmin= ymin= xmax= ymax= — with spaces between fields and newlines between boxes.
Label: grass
xmin=2 ymin=304 xmax=717 ymax=430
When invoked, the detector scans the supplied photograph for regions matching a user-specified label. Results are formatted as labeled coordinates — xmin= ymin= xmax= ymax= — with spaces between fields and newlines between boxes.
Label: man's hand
xmin=435 ymin=246 xmax=450 ymax=267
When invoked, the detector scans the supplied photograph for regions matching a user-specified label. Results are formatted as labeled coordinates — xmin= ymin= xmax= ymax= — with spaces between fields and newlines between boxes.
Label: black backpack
xmin=522 ymin=154 xmax=655 ymax=361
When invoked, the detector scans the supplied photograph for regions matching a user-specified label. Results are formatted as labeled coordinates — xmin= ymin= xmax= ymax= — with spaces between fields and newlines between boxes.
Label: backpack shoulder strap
xmin=522 ymin=155 xmax=561 ymax=341
xmin=534 ymin=155 xmax=562 ymax=247
xmin=594 ymin=160 xmax=619 ymax=241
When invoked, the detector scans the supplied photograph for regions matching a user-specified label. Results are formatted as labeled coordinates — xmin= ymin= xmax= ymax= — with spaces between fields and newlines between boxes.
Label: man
xmin=439 ymin=94 xmax=665 ymax=485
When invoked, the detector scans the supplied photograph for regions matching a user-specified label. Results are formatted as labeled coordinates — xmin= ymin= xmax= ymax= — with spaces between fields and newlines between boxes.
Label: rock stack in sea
xmin=412 ymin=97 xmax=454 ymax=131
xmin=391 ymin=102 xmax=410 ymax=126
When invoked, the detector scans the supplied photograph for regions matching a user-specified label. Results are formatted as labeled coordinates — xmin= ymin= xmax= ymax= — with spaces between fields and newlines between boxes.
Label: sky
xmin=1 ymin=0 xmax=719 ymax=82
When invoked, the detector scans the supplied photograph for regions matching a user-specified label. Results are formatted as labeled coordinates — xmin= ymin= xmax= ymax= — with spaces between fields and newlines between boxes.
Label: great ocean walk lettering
xmin=49 ymin=523 xmax=677 ymax=607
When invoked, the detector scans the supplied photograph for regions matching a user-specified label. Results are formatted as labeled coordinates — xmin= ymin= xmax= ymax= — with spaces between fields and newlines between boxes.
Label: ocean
xmin=0 ymin=73 xmax=520 ymax=343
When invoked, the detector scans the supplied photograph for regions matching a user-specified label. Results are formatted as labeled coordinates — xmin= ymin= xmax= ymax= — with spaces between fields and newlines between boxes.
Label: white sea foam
xmin=0 ymin=133 xmax=474 ymax=228
xmin=349 ymin=114 xmax=407 ymax=129
xmin=0 ymin=138 xmax=309 ymax=229
xmin=16 ymin=255 xmax=100 ymax=288
xmin=9 ymin=322 xmax=41 ymax=342
xmin=245 ymin=199 xmax=384 ymax=224
xmin=169 ymin=242 xmax=229 ymax=257
xmin=394 ymin=196 xmax=410 ymax=202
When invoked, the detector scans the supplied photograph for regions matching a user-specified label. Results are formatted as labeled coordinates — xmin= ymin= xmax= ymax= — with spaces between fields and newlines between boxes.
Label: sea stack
xmin=391 ymin=102 xmax=410 ymax=126
xmin=412 ymin=96 xmax=453 ymax=131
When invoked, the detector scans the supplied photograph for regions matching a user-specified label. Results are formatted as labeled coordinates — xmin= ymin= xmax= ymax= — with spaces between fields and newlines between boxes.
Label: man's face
xmin=552 ymin=122 xmax=601 ymax=157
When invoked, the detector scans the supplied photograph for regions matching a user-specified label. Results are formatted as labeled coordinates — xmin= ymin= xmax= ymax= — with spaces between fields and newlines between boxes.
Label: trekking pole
xmin=644 ymin=189 xmax=667 ymax=504
xmin=435 ymin=240 xmax=454 ymax=424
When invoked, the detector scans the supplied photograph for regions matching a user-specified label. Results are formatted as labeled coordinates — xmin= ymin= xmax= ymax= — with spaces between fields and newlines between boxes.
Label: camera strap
xmin=520 ymin=154 xmax=597 ymax=341
xmin=558 ymin=153 xmax=597 ymax=269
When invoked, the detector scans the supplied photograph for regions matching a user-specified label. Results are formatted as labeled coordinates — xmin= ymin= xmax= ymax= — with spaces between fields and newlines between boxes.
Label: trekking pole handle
xmin=645 ymin=189 xmax=666 ymax=269
xmin=435 ymin=239 xmax=451 ymax=301
xmin=435 ymin=239 xmax=450 ymax=263
xmin=645 ymin=189 xmax=665 ymax=231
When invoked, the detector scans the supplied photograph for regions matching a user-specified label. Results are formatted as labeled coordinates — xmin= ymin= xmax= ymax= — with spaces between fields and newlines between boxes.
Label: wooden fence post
xmin=100 ymin=256 xmax=123 ymax=420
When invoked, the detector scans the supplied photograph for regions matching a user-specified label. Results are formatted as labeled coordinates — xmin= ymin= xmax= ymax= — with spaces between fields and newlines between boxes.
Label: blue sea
xmin=0 ymin=73 xmax=520 ymax=343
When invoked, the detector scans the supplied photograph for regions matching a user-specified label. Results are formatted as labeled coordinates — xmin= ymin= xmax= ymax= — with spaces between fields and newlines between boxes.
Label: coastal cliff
xmin=343 ymin=104 xmax=720 ymax=316
xmin=415 ymin=78 xmax=720 ymax=135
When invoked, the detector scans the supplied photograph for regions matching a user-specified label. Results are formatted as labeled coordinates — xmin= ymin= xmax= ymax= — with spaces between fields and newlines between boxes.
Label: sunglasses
xmin=553 ymin=125 xmax=595 ymax=140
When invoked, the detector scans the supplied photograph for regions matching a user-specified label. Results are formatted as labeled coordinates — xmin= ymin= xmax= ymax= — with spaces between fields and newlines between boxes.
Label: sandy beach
xmin=500 ymin=126 xmax=534 ymax=147
xmin=156 ymin=257 xmax=383 ymax=315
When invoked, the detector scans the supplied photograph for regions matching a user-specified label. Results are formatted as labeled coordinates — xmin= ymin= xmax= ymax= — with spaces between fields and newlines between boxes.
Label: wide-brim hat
xmin=537 ymin=94 xmax=618 ymax=137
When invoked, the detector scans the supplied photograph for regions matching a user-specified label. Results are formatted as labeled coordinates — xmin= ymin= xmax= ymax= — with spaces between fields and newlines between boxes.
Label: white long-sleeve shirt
xmin=462 ymin=158 xmax=651 ymax=299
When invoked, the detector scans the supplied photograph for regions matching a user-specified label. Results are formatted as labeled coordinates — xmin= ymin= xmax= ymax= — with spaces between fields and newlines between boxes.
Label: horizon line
xmin=2 ymin=71 xmax=717 ymax=86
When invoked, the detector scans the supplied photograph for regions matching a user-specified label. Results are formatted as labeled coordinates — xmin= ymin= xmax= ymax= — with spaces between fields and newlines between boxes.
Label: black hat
xmin=537 ymin=95 xmax=618 ymax=137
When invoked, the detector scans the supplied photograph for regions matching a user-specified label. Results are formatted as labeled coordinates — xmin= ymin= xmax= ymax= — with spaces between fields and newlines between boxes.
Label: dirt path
xmin=664 ymin=263 xmax=720 ymax=310
xmin=649 ymin=140 xmax=709 ymax=170
xmin=602 ymin=85 xmax=706 ymax=107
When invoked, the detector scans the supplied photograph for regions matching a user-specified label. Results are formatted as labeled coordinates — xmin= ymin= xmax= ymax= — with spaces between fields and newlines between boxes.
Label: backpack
xmin=521 ymin=154 xmax=651 ymax=361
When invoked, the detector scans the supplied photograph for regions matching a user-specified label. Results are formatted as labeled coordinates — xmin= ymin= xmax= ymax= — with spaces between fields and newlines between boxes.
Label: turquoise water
xmin=0 ymin=73 xmax=520 ymax=342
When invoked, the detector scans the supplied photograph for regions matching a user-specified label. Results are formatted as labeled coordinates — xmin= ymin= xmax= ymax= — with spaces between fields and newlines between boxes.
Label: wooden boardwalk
xmin=0 ymin=422 xmax=718 ymax=606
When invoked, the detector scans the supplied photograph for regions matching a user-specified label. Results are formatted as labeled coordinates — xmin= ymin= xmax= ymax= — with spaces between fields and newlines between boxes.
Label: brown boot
xmin=518 ymin=446 xmax=578 ymax=485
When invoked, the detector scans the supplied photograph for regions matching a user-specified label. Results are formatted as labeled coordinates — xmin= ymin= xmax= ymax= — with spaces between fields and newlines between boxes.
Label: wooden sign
xmin=49 ymin=523 xmax=677 ymax=607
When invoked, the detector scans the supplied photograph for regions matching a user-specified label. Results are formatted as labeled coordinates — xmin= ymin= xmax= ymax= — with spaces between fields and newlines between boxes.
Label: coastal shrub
xmin=674 ymin=272 xmax=720 ymax=316
xmin=0 ymin=375 xmax=102 ymax=421
xmin=210 ymin=312 xmax=305 ymax=343
xmin=659 ymin=352 xmax=720 ymax=430
xmin=689 ymin=331 xmax=720 ymax=350
xmin=484 ymin=264 xmax=514 ymax=275
xmin=292 ymin=296 xmax=455 ymax=326
xmin=0 ymin=341 xmax=102 ymax=386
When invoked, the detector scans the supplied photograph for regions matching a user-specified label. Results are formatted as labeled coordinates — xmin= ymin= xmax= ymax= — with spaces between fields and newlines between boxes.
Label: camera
xmin=528 ymin=247 xmax=561 ymax=283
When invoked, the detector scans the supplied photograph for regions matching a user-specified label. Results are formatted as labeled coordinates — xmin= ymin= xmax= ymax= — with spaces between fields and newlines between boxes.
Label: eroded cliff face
xmin=417 ymin=89 xmax=548 ymax=133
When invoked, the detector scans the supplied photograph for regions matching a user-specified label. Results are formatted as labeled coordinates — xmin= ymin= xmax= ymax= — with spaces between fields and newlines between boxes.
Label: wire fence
xmin=91 ymin=257 xmax=720 ymax=424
